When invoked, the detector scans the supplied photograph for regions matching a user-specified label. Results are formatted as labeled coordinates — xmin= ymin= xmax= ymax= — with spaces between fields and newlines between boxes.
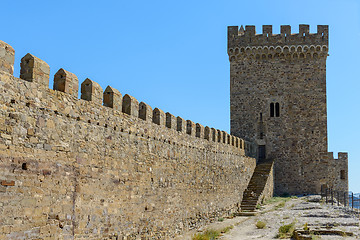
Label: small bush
xmin=274 ymin=201 xmax=285 ymax=210
xmin=192 ymin=234 xmax=208 ymax=240
xmin=220 ymin=225 xmax=234 ymax=233
xmin=192 ymin=229 xmax=220 ymax=240
xmin=276 ymin=222 xmax=295 ymax=239
xmin=256 ymin=221 xmax=266 ymax=229
xmin=256 ymin=204 xmax=261 ymax=209
xmin=218 ymin=217 xmax=224 ymax=222
xmin=303 ymin=222 xmax=309 ymax=231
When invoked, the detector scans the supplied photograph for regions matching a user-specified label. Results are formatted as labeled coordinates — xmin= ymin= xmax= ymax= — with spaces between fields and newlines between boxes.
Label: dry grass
xmin=256 ymin=221 xmax=266 ymax=229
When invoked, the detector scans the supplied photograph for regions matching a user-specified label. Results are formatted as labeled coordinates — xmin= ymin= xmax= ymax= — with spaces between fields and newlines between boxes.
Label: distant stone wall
xmin=0 ymin=40 xmax=257 ymax=239
xmin=314 ymin=152 xmax=348 ymax=194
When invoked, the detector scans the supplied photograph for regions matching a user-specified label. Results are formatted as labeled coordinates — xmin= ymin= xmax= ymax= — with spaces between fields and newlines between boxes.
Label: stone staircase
xmin=239 ymin=160 xmax=274 ymax=216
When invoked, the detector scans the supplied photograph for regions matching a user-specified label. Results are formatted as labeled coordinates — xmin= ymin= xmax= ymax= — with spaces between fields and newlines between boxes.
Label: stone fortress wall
xmin=228 ymin=25 xmax=348 ymax=195
xmin=0 ymin=40 xmax=266 ymax=239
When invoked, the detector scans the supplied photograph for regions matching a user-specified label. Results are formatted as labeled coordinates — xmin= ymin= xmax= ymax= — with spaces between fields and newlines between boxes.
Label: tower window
xmin=270 ymin=103 xmax=274 ymax=117
xmin=275 ymin=102 xmax=280 ymax=117
xmin=340 ymin=170 xmax=346 ymax=180
xmin=270 ymin=102 xmax=280 ymax=117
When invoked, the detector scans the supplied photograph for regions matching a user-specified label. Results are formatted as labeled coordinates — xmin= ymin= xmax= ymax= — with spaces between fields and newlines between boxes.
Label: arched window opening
xmin=340 ymin=170 xmax=346 ymax=180
xmin=275 ymin=102 xmax=280 ymax=117
xmin=270 ymin=103 xmax=274 ymax=117
xmin=260 ymin=132 xmax=264 ymax=139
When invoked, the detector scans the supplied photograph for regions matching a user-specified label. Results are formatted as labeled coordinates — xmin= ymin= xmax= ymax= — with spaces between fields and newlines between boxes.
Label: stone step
xmin=240 ymin=160 xmax=274 ymax=215
xmin=253 ymin=170 xmax=271 ymax=173
xmin=241 ymin=199 xmax=258 ymax=202
xmin=240 ymin=204 xmax=257 ymax=208
xmin=242 ymin=196 xmax=258 ymax=199
xmin=246 ymin=186 xmax=266 ymax=189
xmin=248 ymin=178 xmax=268 ymax=181
xmin=247 ymin=184 xmax=267 ymax=187
xmin=241 ymin=207 xmax=256 ymax=211
xmin=243 ymin=193 xmax=260 ymax=196
xmin=243 ymin=194 xmax=261 ymax=198
xmin=244 ymin=191 xmax=263 ymax=194
xmin=238 ymin=211 xmax=257 ymax=216
xmin=255 ymin=166 xmax=272 ymax=169
xmin=241 ymin=200 xmax=258 ymax=203
xmin=244 ymin=191 xmax=262 ymax=195
xmin=246 ymin=188 xmax=265 ymax=191
xmin=247 ymin=184 xmax=266 ymax=187
xmin=242 ymin=195 xmax=259 ymax=199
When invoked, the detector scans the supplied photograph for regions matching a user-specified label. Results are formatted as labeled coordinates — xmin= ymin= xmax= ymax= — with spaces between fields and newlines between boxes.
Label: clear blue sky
xmin=1 ymin=0 xmax=359 ymax=192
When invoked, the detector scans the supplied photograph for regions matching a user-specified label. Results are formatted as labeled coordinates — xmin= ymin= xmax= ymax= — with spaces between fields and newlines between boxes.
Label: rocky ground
xmin=177 ymin=196 xmax=360 ymax=240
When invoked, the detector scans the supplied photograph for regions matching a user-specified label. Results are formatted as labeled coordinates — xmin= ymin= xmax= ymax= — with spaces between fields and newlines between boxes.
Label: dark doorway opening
xmin=258 ymin=145 xmax=266 ymax=162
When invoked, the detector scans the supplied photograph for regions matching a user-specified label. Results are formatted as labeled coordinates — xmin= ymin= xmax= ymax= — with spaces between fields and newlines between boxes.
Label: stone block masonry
xmin=228 ymin=25 xmax=348 ymax=195
xmin=0 ymin=40 xmax=257 ymax=239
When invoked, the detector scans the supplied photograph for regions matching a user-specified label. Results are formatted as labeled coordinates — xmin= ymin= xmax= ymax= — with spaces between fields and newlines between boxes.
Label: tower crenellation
xmin=228 ymin=25 xmax=329 ymax=62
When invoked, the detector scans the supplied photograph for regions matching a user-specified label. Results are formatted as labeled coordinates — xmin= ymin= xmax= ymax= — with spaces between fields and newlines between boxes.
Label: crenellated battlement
xmin=319 ymin=152 xmax=348 ymax=162
xmin=0 ymin=41 xmax=259 ymax=239
xmin=228 ymin=25 xmax=328 ymax=62
xmin=0 ymin=40 xmax=254 ymax=155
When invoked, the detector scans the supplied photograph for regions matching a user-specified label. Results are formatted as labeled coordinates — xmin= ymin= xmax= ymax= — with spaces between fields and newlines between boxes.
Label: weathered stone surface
xmin=187 ymin=120 xmax=196 ymax=137
xmin=221 ymin=131 xmax=227 ymax=144
xmin=211 ymin=128 xmax=217 ymax=142
xmin=0 ymin=24 xmax=347 ymax=239
xmin=166 ymin=112 xmax=176 ymax=130
xmin=196 ymin=123 xmax=204 ymax=138
xmin=0 ymin=40 xmax=15 ymax=75
xmin=204 ymin=126 xmax=210 ymax=140
xmin=122 ymin=94 xmax=139 ymax=117
xmin=20 ymin=53 xmax=50 ymax=88
xmin=139 ymin=101 xmax=152 ymax=121
xmin=103 ymin=85 xmax=122 ymax=111
xmin=1 ymin=180 xmax=15 ymax=186
xmin=228 ymin=25 xmax=347 ymax=195
xmin=53 ymin=68 xmax=79 ymax=98
xmin=0 ymin=69 xmax=254 ymax=239
xmin=177 ymin=116 xmax=186 ymax=132
xmin=153 ymin=108 xmax=165 ymax=126
xmin=80 ymin=78 xmax=103 ymax=105
xmin=217 ymin=129 xmax=223 ymax=143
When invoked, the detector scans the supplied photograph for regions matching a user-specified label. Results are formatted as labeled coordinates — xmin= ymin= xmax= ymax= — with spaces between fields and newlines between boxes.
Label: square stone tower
xmin=228 ymin=25 xmax=348 ymax=195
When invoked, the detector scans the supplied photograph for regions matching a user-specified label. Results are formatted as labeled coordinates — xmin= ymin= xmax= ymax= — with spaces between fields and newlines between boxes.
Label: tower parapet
xmin=228 ymin=25 xmax=328 ymax=61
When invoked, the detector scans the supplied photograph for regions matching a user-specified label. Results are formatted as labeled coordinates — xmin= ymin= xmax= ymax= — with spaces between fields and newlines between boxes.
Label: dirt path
xmin=178 ymin=196 xmax=360 ymax=240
